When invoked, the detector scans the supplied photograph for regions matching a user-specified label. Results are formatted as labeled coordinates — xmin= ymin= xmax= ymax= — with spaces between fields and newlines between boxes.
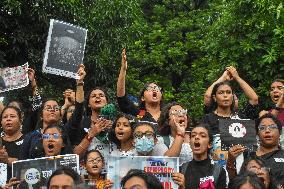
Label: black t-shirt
xmin=183 ymin=158 xmax=227 ymax=189
xmin=257 ymin=149 xmax=284 ymax=187
xmin=2 ymin=135 xmax=24 ymax=181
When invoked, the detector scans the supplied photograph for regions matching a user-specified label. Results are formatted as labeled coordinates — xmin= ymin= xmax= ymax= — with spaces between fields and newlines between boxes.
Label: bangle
xmin=85 ymin=133 xmax=93 ymax=142
xmin=77 ymin=81 xmax=84 ymax=86
xmin=78 ymin=144 xmax=85 ymax=149
xmin=176 ymin=133 xmax=185 ymax=138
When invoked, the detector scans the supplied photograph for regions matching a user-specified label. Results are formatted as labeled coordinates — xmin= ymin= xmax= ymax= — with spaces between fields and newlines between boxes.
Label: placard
xmin=219 ymin=119 xmax=256 ymax=151
xmin=12 ymin=154 xmax=79 ymax=189
xmin=0 ymin=163 xmax=7 ymax=187
xmin=43 ymin=19 xmax=87 ymax=79
xmin=107 ymin=156 xmax=179 ymax=189
xmin=0 ymin=63 xmax=29 ymax=93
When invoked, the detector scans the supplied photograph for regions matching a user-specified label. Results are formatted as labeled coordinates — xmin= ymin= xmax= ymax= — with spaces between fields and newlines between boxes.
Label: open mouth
xmin=152 ymin=92 xmax=157 ymax=99
xmin=272 ymin=95 xmax=279 ymax=101
xmin=48 ymin=143 xmax=55 ymax=150
xmin=116 ymin=132 xmax=124 ymax=137
xmin=193 ymin=142 xmax=201 ymax=150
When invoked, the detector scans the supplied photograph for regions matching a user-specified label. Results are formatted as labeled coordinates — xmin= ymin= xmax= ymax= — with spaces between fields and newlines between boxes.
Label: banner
xmin=12 ymin=154 xmax=79 ymax=189
xmin=107 ymin=156 xmax=179 ymax=189
xmin=219 ymin=119 xmax=257 ymax=151
xmin=43 ymin=19 xmax=88 ymax=79
xmin=0 ymin=63 xmax=29 ymax=93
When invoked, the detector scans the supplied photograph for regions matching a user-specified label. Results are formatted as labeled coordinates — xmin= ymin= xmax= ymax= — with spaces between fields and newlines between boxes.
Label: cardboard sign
xmin=219 ymin=119 xmax=257 ymax=151
xmin=12 ymin=154 xmax=79 ymax=189
xmin=107 ymin=156 xmax=179 ymax=189
xmin=0 ymin=63 xmax=29 ymax=93
xmin=43 ymin=19 xmax=87 ymax=79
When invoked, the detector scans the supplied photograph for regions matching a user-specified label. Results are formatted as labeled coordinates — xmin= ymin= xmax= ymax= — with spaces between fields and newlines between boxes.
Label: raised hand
xmin=226 ymin=66 xmax=239 ymax=80
xmin=121 ymin=48 xmax=127 ymax=71
xmin=63 ymin=89 xmax=75 ymax=106
xmin=77 ymin=64 xmax=86 ymax=84
xmin=173 ymin=115 xmax=187 ymax=137
xmin=27 ymin=68 xmax=37 ymax=88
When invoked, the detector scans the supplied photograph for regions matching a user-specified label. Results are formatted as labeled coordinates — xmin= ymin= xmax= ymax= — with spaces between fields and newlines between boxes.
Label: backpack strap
xmin=212 ymin=163 xmax=222 ymax=186
xmin=162 ymin=135 xmax=171 ymax=148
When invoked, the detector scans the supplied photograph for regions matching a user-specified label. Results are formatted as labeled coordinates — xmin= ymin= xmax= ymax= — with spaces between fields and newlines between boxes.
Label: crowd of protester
xmin=0 ymin=49 xmax=284 ymax=189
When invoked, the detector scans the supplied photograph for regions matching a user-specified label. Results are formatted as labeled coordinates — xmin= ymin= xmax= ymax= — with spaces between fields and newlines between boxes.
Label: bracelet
xmin=85 ymin=133 xmax=94 ymax=142
xmin=78 ymin=144 xmax=85 ymax=150
xmin=176 ymin=133 xmax=185 ymax=138
xmin=76 ymin=81 xmax=84 ymax=86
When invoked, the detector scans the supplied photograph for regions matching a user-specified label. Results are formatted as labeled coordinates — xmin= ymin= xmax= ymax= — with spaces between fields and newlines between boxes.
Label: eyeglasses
xmin=67 ymin=109 xmax=75 ymax=113
xmin=258 ymin=124 xmax=278 ymax=132
xmin=170 ymin=109 xmax=188 ymax=116
xmin=248 ymin=166 xmax=270 ymax=173
xmin=44 ymin=105 xmax=61 ymax=112
xmin=145 ymin=85 xmax=161 ymax=92
xmin=133 ymin=131 xmax=154 ymax=139
xmin=42 ymin=133 xmax=62 ymax=140
xmin=87 ymin=157 xmax=103 ymax=164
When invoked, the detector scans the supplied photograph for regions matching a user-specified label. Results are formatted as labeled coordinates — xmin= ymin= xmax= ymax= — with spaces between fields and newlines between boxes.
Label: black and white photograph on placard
xmin=12 ymin=154 xmax=79 ymax=189
xmin=219 ymin=119 xmax=257 ymax=151
xmin=43 ymin=19 xmax=87 ymax=79
xmin=0 ymin=63 xmax=29 ymax=93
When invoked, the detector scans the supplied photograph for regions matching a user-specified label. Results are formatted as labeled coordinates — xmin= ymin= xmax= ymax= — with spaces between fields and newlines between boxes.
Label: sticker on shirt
xmin=199 ymin=176 xmax=215 ymax=189
xmin=16 ymin=139 xmax=24 ymax=145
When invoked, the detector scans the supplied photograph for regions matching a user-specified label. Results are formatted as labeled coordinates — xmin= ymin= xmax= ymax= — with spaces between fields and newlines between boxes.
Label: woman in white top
xmin=158 ymin=102 xmax=192 ymax=165
xmin=108 ymin=114 xmax=137 ymax=156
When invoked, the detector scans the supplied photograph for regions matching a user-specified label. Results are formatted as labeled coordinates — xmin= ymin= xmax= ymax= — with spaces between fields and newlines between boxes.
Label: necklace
xmin=215 ymin=109 xmax=231 ymax=117
xmin=119 ymin=145 xmax=133 ymax=152
xmin=3 ymin=132 xmax=23 ymax=142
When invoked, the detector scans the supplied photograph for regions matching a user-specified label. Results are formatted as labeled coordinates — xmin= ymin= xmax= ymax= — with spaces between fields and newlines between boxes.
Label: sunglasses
xmin=133 ymin=131 xmax=154 ymax=139
xmin=44 ymin=105 xmax=61 ymax=112
xmin=42 ymin=133 xmax=62 ymax=140
xmin=258 ymin=124 xmax=278 ymax=132
xmin=170 ymin=109 xmax=187 ymax=116
xmin=145 ymin=85 xmax=161 ymax=92
xmin=87 ymin=157 xmax=103 ymax=164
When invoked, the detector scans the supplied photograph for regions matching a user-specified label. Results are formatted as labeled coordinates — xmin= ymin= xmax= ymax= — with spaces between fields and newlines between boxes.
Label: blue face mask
xmin=134 ymin=136 xmax=155 ymax=155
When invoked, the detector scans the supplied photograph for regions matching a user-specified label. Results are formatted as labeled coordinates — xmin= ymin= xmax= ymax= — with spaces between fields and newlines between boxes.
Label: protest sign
xmin=43 ymin=19 xmax=87 ymax=79
xmin=219 ymin=119 xmax=256 ymax=151
xmin=107 ymin=156 xmax=179 ymax=189
xmin=12 ymin=154 xmax=79 ymax=189
xmin=0 ymin=163 xmax=7 ymax=187
xmin=0 ymin=63 xmax=29 ymax=93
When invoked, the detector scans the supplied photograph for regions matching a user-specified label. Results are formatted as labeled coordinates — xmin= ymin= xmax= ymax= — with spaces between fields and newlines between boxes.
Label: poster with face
xmin=12 ymin=154 xmax=79 ymax=189
xmin=0 ymin=63 xmax=29 ymax=93
xmin=107 ymin=156 xmax=179 ymax=189
xmin=219 ymin=119 xmax=256 ymax=151
xmin=43 ymin=19 xmax=87 ymax=79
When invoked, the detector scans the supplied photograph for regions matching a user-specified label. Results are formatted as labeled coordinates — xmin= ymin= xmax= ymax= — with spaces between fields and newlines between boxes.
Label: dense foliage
xmin=0 ymin=0 xmax=283 ymax=119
